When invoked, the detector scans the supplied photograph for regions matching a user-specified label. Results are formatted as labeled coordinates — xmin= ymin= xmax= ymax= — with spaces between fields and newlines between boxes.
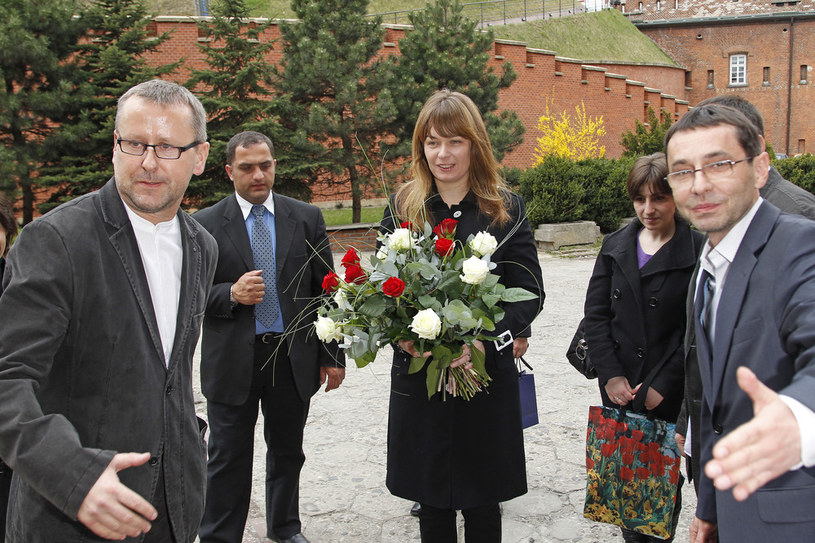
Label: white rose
xmin=387 ymin=228 xmax=413 ymax=251
xmin=314 ymin=315 xmax=343 ymax=342
xmin=410 ymin=308 xmax=442 ymax=340
xmin=376 ymin=245 xmax=389 ymax=260
xmin=469 ymin=231 xmax=498 ymax=257
xmin=460 ymin=256 xmax=490 ymax=285
xmin=333 ymin=289 xmax=348 ymax=309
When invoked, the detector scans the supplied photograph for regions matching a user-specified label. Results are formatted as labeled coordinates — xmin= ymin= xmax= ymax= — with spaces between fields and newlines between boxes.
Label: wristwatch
xmin=229 ymin=284 xmax=238 ymax=309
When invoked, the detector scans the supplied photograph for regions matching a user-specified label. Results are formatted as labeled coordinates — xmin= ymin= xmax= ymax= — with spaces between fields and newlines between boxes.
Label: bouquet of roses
xmin=314 ymin=217 xmax=537 ymax=400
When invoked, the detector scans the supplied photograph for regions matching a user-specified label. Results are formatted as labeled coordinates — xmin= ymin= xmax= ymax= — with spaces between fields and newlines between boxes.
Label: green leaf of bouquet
xmin=418 ymin=294 xmax=442 ymax=311
xmin=409 ymin=355 xmax=429 ymax=374
xmin=481 ymin=293 xmax=501 ymax=308
xmin=353 ymin=349 xmax=377 ymax=368
xmin=417 ymin=260 xmax=439 ymax=281
xmin=481 ymin=274 xmax=500 ymax=289
xmin=436 ymin=269 xmax=463 ymax=293
xmin=493 ymin=307 xmax=506 ymax=324
xmin=425 ymin=362 xmax=441 ymax=399
xmin=359 ymin=295 xmax=389 ymax=317
xmin=501 ymin=287 xmax=538 ymax=302
xmin=469 ymin=346 xmax=491 ymax=381
xmin=442 ymin=300 xmax=478 ymax=330
xmin=431 ymin=343 xmax=456 ymax=367
xmin=477 ymin=316 xmax=495 ymax=331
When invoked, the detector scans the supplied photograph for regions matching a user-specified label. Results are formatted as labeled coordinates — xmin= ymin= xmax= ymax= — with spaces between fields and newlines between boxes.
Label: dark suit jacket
xmin=759 ymin=166 xmax=815 ymax=219
xmin=0 ymin=179 xmax=217 ymax=542
xmin=193 ymin=193 xmax=343 ymax=405
xmin=584 ymin=218 xmax=704 ymax=422
xmin=693 ymin=200 xmax=815 ymax=540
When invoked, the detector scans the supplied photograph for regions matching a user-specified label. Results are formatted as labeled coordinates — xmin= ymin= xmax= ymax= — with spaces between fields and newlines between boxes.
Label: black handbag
xmin=566 ymin=318 xmax=597 ymax=379
xmin=517 ymin=357 xmax=539 ymax=429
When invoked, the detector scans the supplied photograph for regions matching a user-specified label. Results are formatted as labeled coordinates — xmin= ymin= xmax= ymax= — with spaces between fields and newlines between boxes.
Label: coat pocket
xmin=757 ymin=482 xmax=815 ymax=523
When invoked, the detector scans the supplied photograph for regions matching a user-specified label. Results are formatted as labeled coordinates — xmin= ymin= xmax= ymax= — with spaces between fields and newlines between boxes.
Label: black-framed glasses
xmin=666 ymin=156 xmax=754 ymax=185
xmin=117 ymin=138 xmax=202 ymax=160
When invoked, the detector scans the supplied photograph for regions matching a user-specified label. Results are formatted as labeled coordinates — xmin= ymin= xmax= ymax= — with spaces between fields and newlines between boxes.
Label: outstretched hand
xmin=77 ymin=452 xmax=157 ymax=540
xmin=704 ymin=366 xmax=802 ymax=501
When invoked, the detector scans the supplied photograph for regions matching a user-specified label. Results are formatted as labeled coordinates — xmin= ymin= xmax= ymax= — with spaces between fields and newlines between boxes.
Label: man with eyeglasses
xmin=664 ymin=104 xmax=815 ymax=542
xmin=0 ymin=79 xmax=216 ymax=542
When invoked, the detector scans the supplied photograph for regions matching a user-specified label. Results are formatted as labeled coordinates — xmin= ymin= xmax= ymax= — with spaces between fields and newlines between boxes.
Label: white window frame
xmin=730 ymin=54 xmax=747 ymax=86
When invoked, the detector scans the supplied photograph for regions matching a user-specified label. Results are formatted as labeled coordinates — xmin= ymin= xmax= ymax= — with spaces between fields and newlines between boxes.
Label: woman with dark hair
xmin=583 ymin=152 xmax=704 ymax=542
xmin=380 ymin=89 xmax=544 ymax=542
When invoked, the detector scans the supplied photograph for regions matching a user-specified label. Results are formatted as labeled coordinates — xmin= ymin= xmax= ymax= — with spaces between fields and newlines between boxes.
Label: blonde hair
xmin=394 ymin=89 xmax=510 ymax=227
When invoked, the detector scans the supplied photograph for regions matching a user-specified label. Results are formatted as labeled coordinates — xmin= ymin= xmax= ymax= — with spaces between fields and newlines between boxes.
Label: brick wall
xmin=636 ymin=13 xmax=815 ymax=155
xmin=616 ymin=0 xmax=815 ymax=21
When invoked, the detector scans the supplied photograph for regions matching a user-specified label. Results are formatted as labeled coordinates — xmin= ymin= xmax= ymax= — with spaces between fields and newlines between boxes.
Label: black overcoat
xmin=381 ymin=191 xmax=545 ymax=509
xmin=583 ymin=218 xmax=703 ymax=422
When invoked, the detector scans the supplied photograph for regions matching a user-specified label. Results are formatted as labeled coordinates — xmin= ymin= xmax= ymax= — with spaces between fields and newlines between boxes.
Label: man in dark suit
xmin=665 ymin=104 xmax=815 ymax=542
xmin=0 ymin=79 xmax=216 ymax=542
xmin=675 ymin=95 xmax=815 ymax=491
xmin=195 ymin=131 xmax=345 ymax=543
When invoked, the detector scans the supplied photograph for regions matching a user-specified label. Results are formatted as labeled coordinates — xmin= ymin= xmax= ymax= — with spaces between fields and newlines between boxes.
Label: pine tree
xmin=274 ymin=0 xmax=396 ymax=223
xmin=185 ymin=0 xmax=312 ymax=206
xmin=384 ymin=0 xmax=524 ymax=163
xmin=0 ymin=0 xmax=88 ymax=223
xmin=620 ymin=105 xmax=673 ymax=158
xmin=36 ymin=0 xmax=179 ymax=213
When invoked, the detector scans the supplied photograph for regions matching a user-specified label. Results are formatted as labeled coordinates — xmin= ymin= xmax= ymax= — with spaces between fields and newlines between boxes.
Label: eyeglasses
xmin=666 ymin=157 xmax=754 ymax=185
xmin=117 ymin=138 xmax=202 ymax=160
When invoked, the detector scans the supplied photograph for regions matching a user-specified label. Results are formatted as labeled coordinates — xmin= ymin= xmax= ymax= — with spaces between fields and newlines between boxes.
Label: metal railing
xmin=371 ymin=0 xmax=607 ymax=27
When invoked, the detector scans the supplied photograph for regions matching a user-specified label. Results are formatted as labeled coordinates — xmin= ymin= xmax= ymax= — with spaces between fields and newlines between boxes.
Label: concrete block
xmin=534 ymin=221 xmax=601 ymax=250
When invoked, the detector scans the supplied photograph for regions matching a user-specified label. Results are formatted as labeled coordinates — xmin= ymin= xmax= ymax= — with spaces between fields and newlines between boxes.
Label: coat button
xmin=149 ymin=457 xmax=159 ymax=466
xmin=453 ymin=210 xmax=462 ymax=218
xmin=612 ymin=340 xmax=620 ymax=350
xmin=612 ymin=289 xmax=621 ymax=300
xmin=166 ymin=385 xmax=174 ymax=395
xmin=713 ymin=423 xmax=723 ymax=435
xmin=648 ymin=297 xmax=659 ymax=308
xmin=636 ymin=347 xmax=645 ymax=358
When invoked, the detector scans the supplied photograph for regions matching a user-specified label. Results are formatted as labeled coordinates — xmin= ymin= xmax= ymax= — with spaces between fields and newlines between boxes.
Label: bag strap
xmin=631 ymin=330 xmax=682 ymax=414
xmin=516 ymin=356 xmax=533 ymax=372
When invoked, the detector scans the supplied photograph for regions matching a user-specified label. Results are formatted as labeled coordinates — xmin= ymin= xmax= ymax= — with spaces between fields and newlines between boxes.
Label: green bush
xmin=518 ymin=156 xmax=633 ymax=233
xmin=772 ymin=154 xmax=815 ymax=194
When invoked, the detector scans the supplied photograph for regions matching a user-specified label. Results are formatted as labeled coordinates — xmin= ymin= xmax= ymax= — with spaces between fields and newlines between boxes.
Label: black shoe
xmin=272 ymin=533 xmax=310 ymax=543
xmin=410 ymin=502 xmax=422 ymax=517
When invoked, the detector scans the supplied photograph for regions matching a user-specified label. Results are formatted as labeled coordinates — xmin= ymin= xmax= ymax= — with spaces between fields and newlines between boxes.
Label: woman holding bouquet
xmin=380 ymin=89 xmax=544 ymax=542
xmin=582 ymin=152 xmax=704 ymax=542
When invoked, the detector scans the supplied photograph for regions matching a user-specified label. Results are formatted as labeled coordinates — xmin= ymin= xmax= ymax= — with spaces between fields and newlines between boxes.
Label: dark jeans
xmin=419 ymin=503 xmax=501 ymax=543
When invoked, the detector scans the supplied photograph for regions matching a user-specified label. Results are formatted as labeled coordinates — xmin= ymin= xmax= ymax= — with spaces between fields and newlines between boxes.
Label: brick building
xmin=617 ymin=0 xmax=815 ymax=156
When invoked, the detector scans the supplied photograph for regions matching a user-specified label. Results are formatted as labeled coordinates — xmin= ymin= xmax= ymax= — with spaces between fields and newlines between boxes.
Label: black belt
xmin=256 ymin=332 xmax=284 ymax=344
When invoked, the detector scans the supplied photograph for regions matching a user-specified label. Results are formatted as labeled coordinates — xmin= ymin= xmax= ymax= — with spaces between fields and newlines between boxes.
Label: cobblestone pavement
xmin=193 ymin=251 xmax=696 ymax=542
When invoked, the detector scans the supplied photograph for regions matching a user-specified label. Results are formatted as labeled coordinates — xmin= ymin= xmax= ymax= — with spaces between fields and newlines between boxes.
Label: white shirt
xmin=691 ymin=197 xmax=815 ymax=468
xmin=124 ymin=203 xmax=182 ymax=366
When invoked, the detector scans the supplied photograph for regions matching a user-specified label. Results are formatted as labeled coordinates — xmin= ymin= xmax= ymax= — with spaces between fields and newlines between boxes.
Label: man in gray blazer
xmin=0 ymin=80 xmax=216 ymax=542
xmin=194 ymin=131 xmax=344 ymax=543
xmin=665 ymin=104 xmax=815 ymax=542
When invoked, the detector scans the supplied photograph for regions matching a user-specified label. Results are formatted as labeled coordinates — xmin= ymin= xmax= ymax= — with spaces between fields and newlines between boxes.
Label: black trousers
xmin=419 ymin=503 xmax=501 ymax=543
xmin=142 ymin=468 xmax=175 ymax=543
xmin=0 ymin=460 xmax=10 ymax=543
xmin=199 ymin=339 xmax=309 ymax=542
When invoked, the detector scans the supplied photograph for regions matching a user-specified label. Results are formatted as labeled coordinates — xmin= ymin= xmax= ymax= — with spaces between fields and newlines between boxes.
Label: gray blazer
xmin=759 ymin=166 xmax=815 ymax=219
xmin=0 ymin=179 xmax=217 ymax=542
xmin=695 ymin=200 xmax=815 ymax=540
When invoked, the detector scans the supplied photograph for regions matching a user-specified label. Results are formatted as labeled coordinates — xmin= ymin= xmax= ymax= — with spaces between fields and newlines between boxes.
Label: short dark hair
xmin=664 ymin=104 xmax=762 ymax=159
xmin=226 ymin=131 xmax=274 ymax=166
xmin=696 ymin=95 xmax=764 ymax=136
xmin=626 ymin=152 xmax=670 ymax=200
xmin=0 ymin=197 xmax=18 ymax=257
xmin=116 ymin=79 xmax=208 ymax=142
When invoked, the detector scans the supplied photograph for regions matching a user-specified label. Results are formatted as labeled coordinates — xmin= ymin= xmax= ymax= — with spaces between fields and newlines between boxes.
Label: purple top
xmin=637 ymin=232 xmax=653 ymax=269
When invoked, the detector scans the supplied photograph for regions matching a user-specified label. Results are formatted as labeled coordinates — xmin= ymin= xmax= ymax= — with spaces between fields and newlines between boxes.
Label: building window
xmin=638 ymin=2 xmax=643 ymax=10
xmin=798 ymin=139 xmax=806 ymax=154
xmin=801 ymin=65 xmax=809 ymax=84
xmin=729 ymin=54 xmax=747 ymax=86
xmin=763 ymin=67 xmax=771 ymax=86
xmin=656 ymin=0 xmax=661 ymax=9
xmin=685 ymin=70 xmax=692 ymax=88
xmin=707 ymin=70 xmax=715 ymax=88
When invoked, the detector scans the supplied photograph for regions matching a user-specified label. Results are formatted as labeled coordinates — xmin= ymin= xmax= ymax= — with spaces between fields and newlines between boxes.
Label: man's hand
xmin=513 ymin=337 xmax=529 ymax=359
xmin=320 ymin=367 xmax=346 ymax=392
xmin=675 ymin=432 xmax=686 ymax=454
xmin=230 ymin=270 xmax=266 ymax=306
xmin=704 ymin=366 xmax=801 ymax=501
xmin=690 ymin=516 xmax=718 ymax=543
xmin=77 ymin=452 xmax=157 ymax=540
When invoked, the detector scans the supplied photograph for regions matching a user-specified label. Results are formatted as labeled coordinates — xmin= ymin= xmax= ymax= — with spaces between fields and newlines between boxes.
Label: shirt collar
xmin=700 ymin=197 xmax=763 ymax=273
xmin=122 ymin=199 xmax=180 ymax=233
xmin=235 ymin=191 xmax=275 ymax=221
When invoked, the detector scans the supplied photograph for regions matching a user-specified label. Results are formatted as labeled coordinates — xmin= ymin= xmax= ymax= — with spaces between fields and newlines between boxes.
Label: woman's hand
xmin=513 ymin=337 xmax=529 ymax=358
xmin=643 ymin=387 xmax=665 ymax=410
xmin=450 ymin=340 xmax=484 ymax=369
xmin=605 ymin=376 xmax=635 ymax=406
xmin=397 ymin=340 xmax=431 ymax=359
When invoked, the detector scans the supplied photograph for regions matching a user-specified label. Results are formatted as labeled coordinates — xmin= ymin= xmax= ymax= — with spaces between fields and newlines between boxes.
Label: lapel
xmin=97 ymin=179 xmax=165 ymax=367
xmin=223 ymin=194 xmax=255 ymax=271
xmin=167 ymin=213 xmax=204 ymax=368
xmin=272 ymin=193 xmax=297 ymax=277
xmin=708 ymin=201 xmax=779 ymax=404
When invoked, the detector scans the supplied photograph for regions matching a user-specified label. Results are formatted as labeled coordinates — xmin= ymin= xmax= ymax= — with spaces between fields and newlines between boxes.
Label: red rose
xmin=432 ymin=218 xmax=458 ymax=238
xmin=400 ymin=221 xmax=414 ymax=229
xmin=344 ymin=264 xmax=367 ymax=285
xmin=321 ymin=271 xmax=340 ymax=293
xmin=434 ymin=237 xmax=455 ymax=257
xmin=341 ymin=248 xmax=360 ymax=268
xmin=382 ymin=277 xmax=406 ymax=297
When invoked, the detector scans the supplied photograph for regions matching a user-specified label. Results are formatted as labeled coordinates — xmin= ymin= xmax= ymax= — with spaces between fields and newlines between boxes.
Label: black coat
xmin=380 ymin=191 xmax=545 ymax=509
xmin=583 ymin=218 xmax=703 ymax=422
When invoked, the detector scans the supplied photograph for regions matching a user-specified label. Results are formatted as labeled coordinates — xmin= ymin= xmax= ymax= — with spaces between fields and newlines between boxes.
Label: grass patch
xmin=491 ymin=10 xmax=677 ymax=65
xmin=322 ymin=206 xmax=386 ymax=226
